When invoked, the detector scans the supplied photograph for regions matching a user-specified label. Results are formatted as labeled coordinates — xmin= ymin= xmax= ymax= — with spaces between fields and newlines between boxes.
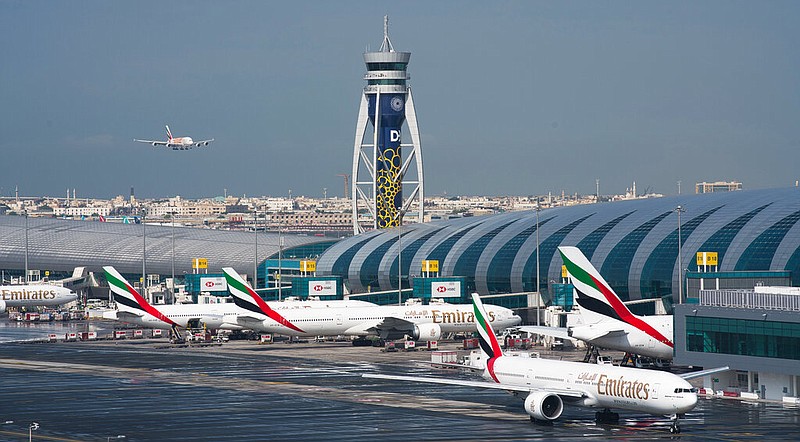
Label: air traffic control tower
xmin=352 ymin=16 xmax=424 ymax=234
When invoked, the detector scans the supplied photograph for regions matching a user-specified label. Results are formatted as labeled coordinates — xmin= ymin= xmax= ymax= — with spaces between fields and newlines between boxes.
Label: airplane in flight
xmin=134 ymin=125 xmax=214 ymax=150
xmin=222 ymin=267 xmax=522 ymax=341
xmin=102 ymin=266 xmax=375 ymax=335
xmin=364 ymin=293 xmax=727 ymax=434
xmin=0 ymin=284 xmax=77 ymax=312
xmin=518 ymin=246 xmax=674 ymax=360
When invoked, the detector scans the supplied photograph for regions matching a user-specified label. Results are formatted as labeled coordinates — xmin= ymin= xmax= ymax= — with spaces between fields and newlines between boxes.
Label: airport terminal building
xmin=317 ymin=187 xmax=800 ymax=307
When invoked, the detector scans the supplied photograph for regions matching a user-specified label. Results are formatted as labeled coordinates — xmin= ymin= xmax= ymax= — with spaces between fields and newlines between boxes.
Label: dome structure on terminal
xmin=0 ymin=217 xmax=335 ymax=278
xmin=316 ymin=187 xmax=800 ymax=302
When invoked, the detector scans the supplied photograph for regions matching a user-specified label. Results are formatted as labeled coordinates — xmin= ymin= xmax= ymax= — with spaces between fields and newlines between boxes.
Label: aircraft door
xmin=651 ymin=383 xmax=660 ymax=399
xmin=336 ymin=314 xmax=343 ymax=326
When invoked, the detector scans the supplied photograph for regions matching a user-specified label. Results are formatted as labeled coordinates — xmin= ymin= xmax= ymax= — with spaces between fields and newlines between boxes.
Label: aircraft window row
xmin=674 ymin=388 xmax=698 ymax=393
xmin=496 ymin=371 xmax=524 ymax=378
xmin=534 ymin=376 xmax=564 ymax=383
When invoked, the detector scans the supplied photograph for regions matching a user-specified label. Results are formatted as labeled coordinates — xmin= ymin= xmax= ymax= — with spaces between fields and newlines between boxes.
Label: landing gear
xmin=595 ymin=409 xmax=619 ymax=423
xmin=669 ymin=414 xmax=682 ymax=434
xmin=582 ymin=345 xmax=601 ymax=363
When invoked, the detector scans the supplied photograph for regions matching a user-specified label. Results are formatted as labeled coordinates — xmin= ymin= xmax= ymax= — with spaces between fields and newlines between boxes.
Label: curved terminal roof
xmin=317 ymin=187 xmax=800 ymax=301
xmin=0 ymin=216 xmax=334 ymax=277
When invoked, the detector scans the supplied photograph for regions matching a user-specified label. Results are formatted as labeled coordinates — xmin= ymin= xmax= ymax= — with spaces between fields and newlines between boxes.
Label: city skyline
xmin=2 ymin=2 xmax=798 ymax=199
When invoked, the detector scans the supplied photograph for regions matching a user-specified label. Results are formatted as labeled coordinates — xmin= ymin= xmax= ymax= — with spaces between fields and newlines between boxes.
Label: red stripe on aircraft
xmin=588 ymin=274 xmax=674 ymax=348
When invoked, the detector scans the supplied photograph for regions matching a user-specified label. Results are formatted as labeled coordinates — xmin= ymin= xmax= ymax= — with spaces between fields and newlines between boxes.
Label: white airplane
xmin=134 ymin=125 xmax=214 ymax=150
xmin=223 ymin=267 xmax=522 ymax=340
xmin=102 ymin=266 xmax=375 ymax=334
xmin=518 ymin=246 xmax=674 ymax=360
xmin=0 ymin=284 xmax=77 ymax=312
xmin=364 ymin=293 xmax=727 ymax=434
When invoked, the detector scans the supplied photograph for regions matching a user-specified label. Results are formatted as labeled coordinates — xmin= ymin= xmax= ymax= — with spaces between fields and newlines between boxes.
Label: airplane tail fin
xmin=165 ymin=125 xmax=173 ymax=140
xmin=222 ymin=267 xmax=304 ymax=333
xmin=103 ymin=266 xmax=179 ymax=328
xmin=558 ymin=246 xmax=637 ymax=325
xmin=471 ymin=293 xmax=503 ymax=382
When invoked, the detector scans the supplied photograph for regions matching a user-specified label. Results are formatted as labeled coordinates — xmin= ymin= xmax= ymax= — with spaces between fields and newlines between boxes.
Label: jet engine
xmin=0 ymin=299 xmax=5 ymax=313
xmin=412 ymin=323 xmax=442 ymax=341
xmin=523 ymin=391 xmax=564 ymax=421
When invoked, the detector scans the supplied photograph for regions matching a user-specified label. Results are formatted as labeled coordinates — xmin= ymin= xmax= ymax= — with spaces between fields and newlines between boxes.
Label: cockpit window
xmin=674 ymin=388 xmax=698 ymax=393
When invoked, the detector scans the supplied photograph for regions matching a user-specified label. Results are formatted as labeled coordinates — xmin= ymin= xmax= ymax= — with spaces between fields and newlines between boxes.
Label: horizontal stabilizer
xmin=516 ymin=326 xmax=574 ymax=341
xmin=680 ymin=366 xmax=730 ymax=381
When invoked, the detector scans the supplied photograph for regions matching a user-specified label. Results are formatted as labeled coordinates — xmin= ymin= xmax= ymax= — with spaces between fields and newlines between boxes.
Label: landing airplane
xmin=102 ymin=266 xmax=375 ymax=334
xmin=518 ymin=246 xmax=674 ymax=360
xmin=0 ymin=284 xmax=77 ymax=312
xmin=364 ymin=293 xmax=727 ymax=433
xmin=134 ymin=125 xmax=214 ymax=150
xmin=223 ymin=267 xmax=522 ymax=340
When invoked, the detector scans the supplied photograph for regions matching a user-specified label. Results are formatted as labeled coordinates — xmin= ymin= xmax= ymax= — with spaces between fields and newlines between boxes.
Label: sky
xmin=1 ymin=1 xmax=799 ymax=200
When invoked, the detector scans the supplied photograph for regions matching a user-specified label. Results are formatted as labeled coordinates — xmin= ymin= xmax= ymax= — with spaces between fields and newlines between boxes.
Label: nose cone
xmin=677 ymin=392 xmax=698 ymax=414
xmin=510 ymin=314 xmax=522 ymax=326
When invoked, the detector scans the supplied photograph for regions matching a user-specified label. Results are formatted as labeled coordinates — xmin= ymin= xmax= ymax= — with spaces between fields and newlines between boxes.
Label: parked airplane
xmin=134 ymin=125 xmax=214 ymax=150
xmin=364 ymin=293 xmax=726 ymax=433
xmin=102 ymin=266 xmax=374 ymax=334
xmin=518 ymin=246 xmax=674 ymax=360
xmin=0 ymin=284 xmax=77 ymax=312
xmin=223 ymin=267 xmax=522 ymax=340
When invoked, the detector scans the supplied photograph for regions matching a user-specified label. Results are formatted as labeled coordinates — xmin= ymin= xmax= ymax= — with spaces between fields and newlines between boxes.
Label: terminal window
xmin=686 ymin=316 xmax=800 ymax=360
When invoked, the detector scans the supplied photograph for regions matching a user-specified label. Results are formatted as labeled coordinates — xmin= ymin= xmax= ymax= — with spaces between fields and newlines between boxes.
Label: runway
xmin=0 ymin=337 xmax=799 ymax=441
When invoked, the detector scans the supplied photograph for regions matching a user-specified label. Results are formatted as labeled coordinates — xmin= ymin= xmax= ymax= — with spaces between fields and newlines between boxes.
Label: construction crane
xmin=337 ymin=174 xmax=350 ymax=199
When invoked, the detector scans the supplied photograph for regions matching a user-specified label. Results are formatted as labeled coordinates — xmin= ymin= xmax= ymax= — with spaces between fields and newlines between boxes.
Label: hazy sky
xmin=2 ymin=1 xmax=798 ymax=199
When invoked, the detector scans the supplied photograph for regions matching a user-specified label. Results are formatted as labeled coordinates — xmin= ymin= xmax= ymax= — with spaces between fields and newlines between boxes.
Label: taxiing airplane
xmin=0 ymin=284 xmax=77 ymax=312
xmin=134 ymin=125 xmax=214 ymax=150
xmin=223 ymin=267 xmax=522 ymax=340
xmin=102 ymin=266 xmax=375 ymax=334
xmin=518 ymin=246 xmax=674 ymax=360
xmin=364 ymin=293 xmax=726 ymax=433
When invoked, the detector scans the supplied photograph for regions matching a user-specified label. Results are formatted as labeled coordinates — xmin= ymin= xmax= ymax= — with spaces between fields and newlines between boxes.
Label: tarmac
xmin=1 ymin=323 xmax=800 ymax=441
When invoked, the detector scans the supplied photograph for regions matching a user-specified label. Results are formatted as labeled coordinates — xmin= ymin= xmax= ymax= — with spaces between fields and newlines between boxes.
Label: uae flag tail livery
xmin=558 ymin=246 xmax=673 ymax=349
xmin=103 ymin=266 xmax=179 ymax=329
xmin=471 ymin=293 xmax=503 ymax=383
xmin=222 ymin=267 xmax=305 ymax=334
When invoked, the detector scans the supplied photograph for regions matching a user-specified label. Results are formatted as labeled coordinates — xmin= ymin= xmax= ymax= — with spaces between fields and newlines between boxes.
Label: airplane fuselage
xmin=0 ymin=285 xmax=77 ymax=311
xmin=108 ymin=299 xmax=377 ymax=330
xmin=235 ymin=303 xmax=521 ymax=338
xmin=168 ymin=137 xmax=193 ymax=146
xmin=490 ymin=355 xmax=696 ymax=416
xmin=570 ymin=315 xmax=674 ymax=359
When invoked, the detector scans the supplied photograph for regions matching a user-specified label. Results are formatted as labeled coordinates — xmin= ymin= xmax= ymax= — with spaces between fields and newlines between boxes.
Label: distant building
xmin=695 ymin=181 xmax=742 ymax=194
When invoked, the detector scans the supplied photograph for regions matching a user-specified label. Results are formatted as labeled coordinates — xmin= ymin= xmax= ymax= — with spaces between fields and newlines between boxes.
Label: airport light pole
xmin=535 ymin=202 xmax=541 ymax=327
xmin=142 ymin=210 xmax=147 ymax=296
xmin=278 ymin=226 xmax=283 ymax=301
xmin=253 ymin=208 xmax=258 ymax=290
xmin=24 ymin=210 xmax=28 ymax=284
xmin=170 ymin=210 xmax=177 ymax=293
xmin=676 ymin=205 xmax=685 ymax=304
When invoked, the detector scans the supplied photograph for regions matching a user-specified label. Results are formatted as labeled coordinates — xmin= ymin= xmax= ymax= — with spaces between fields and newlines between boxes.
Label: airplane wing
xmin=582 ymin=328 xmax=628 ymax=341
xmin=516 ymin=326 xmax=576 ymax=341
xmin=679 ymin=366 xmax=730 ymax=381
xmin=365 ymin=316 xmax=416 ymax=340
xmin=362 ymin=373 xmax=585 ymax=398
xmin=134 ymin=139 xmax=169 ymax=146
xmin=193 ymin=139 xmax=214 ymax=147
xmin=234 ymin=315 xmax=267 ymax=329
